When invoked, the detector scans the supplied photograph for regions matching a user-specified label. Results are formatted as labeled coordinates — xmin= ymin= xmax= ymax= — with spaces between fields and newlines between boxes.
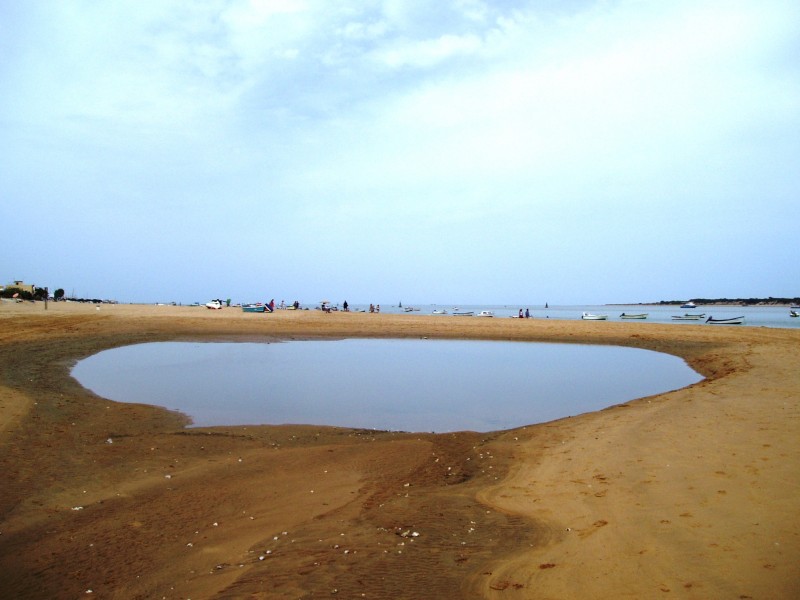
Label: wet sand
xmin=1 ymin=302 xmax=798 ymax=599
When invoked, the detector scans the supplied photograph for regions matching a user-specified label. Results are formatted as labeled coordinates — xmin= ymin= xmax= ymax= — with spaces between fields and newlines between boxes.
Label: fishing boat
xmin=672 ymin=314 xmax=705 ymax=321
xmin=706 ymin=316 xmax=745 ymax=325
xmin=476 ymin=310 xmax=495 ymax=317
xmin=432 ymin=309 xmax=448 ymax=315
xmin=791 ymin=310 xmax=799 ymax=318
xmin=681 ymin=301 xmax=697 ymax=309
xmin=581 ymin=312 xmax=608 ymax=320
xmin=620 ymin=313 xmax=648 ymax=319
xmin=241 ymin=304 xmax=266 ymax=313
xmin=452 ymin=309 xmax=474 ymax=316
xmin=205 ymin=300 xmax=223 ymax=310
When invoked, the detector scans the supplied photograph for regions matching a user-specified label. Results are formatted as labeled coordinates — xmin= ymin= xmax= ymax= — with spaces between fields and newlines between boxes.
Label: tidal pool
xmin=71 ymin=339 xmax=703 ymax=432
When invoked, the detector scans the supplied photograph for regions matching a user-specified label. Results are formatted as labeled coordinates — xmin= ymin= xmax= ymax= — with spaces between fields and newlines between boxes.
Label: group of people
xmin=320 ymin=301 xmax=380 ymax=313
xmin=321 ymin=301 xmax=381 ymax=313
xmin=274 ymin=300 xmax=301 ymax=310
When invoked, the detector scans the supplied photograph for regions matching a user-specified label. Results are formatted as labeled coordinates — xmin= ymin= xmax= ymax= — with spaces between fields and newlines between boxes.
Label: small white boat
xmin=432 ymin=309 xmax=448 ymax=315
xmin=476 ymin=310 xmax=494 ymax=317
xmin=681 ymin=302 xmax=697 ymax=309
xmin=581 ymin=312 xmax=608 ymax=320
xmin=790 ymin=310 xmax=799 ymax=318
xmin=706 ymin=316 xmax=745 ymax=325
xmin=205 ymin=300 xmax=223 ymax=310
xmin=672 ymin=314 xmax=705 ymax=321
xmin=452 ymin=310 xmax=474 ymax=316
xmin=620 ymin=313 xmax=648 ymax=319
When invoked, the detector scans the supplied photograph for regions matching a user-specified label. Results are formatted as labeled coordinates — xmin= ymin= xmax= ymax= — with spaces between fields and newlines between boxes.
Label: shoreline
xmin=1 ymin=302 xmax=798 ymax=598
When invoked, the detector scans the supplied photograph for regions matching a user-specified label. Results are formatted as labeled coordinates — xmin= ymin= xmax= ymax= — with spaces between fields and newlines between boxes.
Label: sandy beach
xmin=0 ymin=301 xmax=798 ymax=599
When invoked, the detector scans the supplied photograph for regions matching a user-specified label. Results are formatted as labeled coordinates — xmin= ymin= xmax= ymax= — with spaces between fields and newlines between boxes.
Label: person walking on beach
xmin=343 ymin=300 xmax=348 ymax=312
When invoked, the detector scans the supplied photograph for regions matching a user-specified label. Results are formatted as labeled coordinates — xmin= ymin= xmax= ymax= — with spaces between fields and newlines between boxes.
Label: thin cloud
xmin=1 ymin=0 xmax=798 ymax=303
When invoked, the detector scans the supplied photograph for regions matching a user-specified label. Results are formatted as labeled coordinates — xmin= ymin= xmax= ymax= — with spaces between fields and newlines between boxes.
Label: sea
xmin=331 ymin=303 xmax=800 ymax=329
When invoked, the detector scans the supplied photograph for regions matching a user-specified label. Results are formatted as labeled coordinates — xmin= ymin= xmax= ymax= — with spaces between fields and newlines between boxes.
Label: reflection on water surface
xmin=72 ymin=339 xmax=702 ymax=432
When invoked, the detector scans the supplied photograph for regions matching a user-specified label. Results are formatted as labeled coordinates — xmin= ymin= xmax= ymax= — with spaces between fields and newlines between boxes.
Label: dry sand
xmin=0 ymin=301 xmax=797 ymax=599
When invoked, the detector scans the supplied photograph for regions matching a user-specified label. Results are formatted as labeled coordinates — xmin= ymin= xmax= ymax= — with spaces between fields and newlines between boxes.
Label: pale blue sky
xmin=2 ymin=0 xmax=798 ymax=305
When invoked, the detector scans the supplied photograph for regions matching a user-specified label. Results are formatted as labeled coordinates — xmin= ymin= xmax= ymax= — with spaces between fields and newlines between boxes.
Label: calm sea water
xmin=72 ymin=339 xmax=702 ymax=432
xmin=321 ymin=303 xmax=800 ymax=328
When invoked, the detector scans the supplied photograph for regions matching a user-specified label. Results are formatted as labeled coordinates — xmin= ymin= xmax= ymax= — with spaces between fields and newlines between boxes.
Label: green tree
xmin=54 ymin=288 xmax=65 ymax=301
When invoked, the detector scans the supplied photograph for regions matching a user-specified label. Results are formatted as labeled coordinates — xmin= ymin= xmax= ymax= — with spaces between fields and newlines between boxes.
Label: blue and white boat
xmin=242 ymin=304 xmax=267 ymax=313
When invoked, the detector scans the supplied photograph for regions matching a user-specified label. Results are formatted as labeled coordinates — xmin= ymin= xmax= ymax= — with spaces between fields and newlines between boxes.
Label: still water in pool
xmin=71 ymin=339 xmax=702 ymax=432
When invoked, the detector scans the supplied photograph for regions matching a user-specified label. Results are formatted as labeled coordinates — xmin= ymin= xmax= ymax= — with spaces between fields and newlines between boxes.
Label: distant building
xmin=7 ymin=280 xmax=35 ymax=294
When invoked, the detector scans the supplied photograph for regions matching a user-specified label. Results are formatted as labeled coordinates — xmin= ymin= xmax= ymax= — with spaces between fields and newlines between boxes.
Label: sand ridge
xmin=0 ymin=301 xmax=798 ymax=598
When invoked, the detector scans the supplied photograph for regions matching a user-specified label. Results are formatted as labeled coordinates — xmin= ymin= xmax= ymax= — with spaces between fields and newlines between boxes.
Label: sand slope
xmin=0 ymin=302 xmax=798 ymax=599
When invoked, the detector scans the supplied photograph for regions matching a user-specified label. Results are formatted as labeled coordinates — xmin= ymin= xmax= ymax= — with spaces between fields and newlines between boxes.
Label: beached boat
xmin=452 ymin=310 xmax=474 ymax=316
xmin=581 ymin=312 xmax=608 ymax=320
xmin=241 ymin=304 xmax=266 ymax=313
xmin=205 ymin=300 xmax=223 ymax=310
xmin=432 ymin=309 xmax=448 ymax=315
xmin=620 ymin=313 xmax=648 ymax=319
xmin=476 ymin=310 xmax=495 ymax=317
xmin=706 ymin=316 xmax=745 ymax=325
xmin=681 ymin=302 xmax=697 ymax=309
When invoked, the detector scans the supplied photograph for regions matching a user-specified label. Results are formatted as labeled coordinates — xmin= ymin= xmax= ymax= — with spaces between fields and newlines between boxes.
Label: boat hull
xmin=242 ymin=305 xmax=266 ymax=313
xmin=706 ymin=316 xmax=745 ymax=325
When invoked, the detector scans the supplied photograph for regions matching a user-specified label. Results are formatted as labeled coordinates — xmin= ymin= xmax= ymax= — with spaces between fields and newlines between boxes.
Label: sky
xmin=2 ymin=0 xmax=799 ymax=306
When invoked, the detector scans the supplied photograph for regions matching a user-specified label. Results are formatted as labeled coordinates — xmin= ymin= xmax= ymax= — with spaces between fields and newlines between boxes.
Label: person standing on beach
xmin=525 ymin=308 xmax=530 ymax=318
xmin=343 ymin=300 xmax=348 ymax=312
